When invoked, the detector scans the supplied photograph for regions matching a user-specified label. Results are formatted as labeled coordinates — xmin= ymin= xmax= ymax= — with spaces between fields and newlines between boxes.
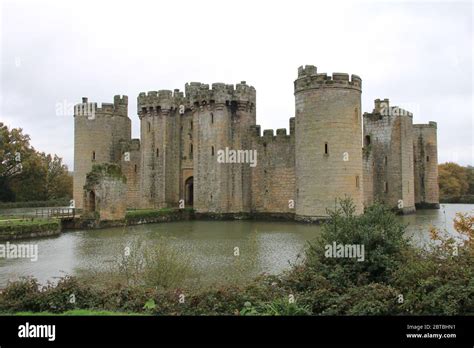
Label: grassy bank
xmin=0 ymin=199 xmax=71 ymax=209
xmin=0 ymin=218 xmax=61 ymax=240
xmin=125 ymin=208 xmax=194 ymax=224
xmin=0 ymin=200 xmax=472 ymax=316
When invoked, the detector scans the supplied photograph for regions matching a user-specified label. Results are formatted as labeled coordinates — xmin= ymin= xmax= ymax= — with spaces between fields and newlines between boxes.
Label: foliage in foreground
xmin=0 ymin=200 xmax=472 ymax=316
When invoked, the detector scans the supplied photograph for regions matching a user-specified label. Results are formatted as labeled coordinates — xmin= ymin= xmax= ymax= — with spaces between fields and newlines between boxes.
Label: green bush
xmin=305 ymin=199 xmax=409 ymax=289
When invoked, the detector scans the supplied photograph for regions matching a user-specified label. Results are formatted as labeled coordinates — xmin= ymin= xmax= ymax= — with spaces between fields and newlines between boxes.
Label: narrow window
xmin=156 ymin=148 xmax=159 ymax=157
xmin=134 ymin=164 xmax=137 ymax=173
xmin=211 ymin=146 xmax=214 ymax=156
xmin=426 ymin=156 xmax=430 ymax=162
xmin=355 ymin=107 xmax=359 ymax=122
xmin=92 ymin=151 xmax=96 ymax=161
xmin=384 ymin=156 xmax=388 ymax=165
xmin=190 ymin=121 xmax=193 ymax=130
xmin=211 ymin=113 xmax=214 ymax=124
xmin=148 ymin=122 xmax=151 ymax=133
xmin=384 ymin=182 xmax=388 ymax=193
xmin=356 ymin=175 xmax=360 ymax=188
xmin=364 ymin=135 xmax=371 ymax=146
xmin=190 ymin=143 xmax=193 ymax=156
xmin=324 ymin=142 xmax=328 ymax=155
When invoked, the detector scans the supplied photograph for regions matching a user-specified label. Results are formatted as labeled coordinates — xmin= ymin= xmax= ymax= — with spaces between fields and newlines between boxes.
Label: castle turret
xmin=138 ymin=90 xmax=183 ymax=208
xmin=413 ymin=122 xmax=439 ymax=208
xmin=363 ymin=99 xmax=416 ymax=213
xmin=185 ymin=81 xmax=256 ymax=213
xmin=73 ymin=95 xmax=131 ymax=209
xmin=294 ymin=65 xmax=363 ymax=220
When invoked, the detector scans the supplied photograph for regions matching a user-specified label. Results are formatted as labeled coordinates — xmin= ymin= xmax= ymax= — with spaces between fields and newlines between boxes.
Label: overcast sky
xmin=1 ymin=0 xmax=472 ymax=169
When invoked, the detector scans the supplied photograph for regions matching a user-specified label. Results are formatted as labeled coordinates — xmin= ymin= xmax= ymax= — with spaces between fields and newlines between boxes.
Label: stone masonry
xmin=73 ymin=65 xmax=439 ymax=219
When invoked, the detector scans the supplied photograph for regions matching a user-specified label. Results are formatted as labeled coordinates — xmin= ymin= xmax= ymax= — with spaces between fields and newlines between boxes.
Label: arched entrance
xmin=185 ymin=177 xmax=193 ymax=207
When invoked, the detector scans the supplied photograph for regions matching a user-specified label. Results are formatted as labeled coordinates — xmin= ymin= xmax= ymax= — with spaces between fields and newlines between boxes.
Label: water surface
xmin=0 ymin=204 xmax=472 ymax=288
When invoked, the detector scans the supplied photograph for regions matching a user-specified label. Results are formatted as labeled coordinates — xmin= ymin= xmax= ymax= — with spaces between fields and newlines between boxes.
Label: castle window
xmin=190 ymin=143 xmax=193 ymax=156
xmin=426 ymin=156 xmax=430 ymax=162
xmin=211 ymin=113 xmax=214 ymax=124
xmin=384 ymin=182 xmax=388 ymax=193
xmin=356 ymin=175 xmax=360 ymax=188
xmin=355 ymin=107 xmax=359 ymax=122
xmin=190 ymin=121 xmax=193 ymax=130
xmin=148 ymin=122 xmax=151 ymax=133
xmin=134 ymin=165 xmax=137 ymax=173
xmin=92 ymin=151 xmax=96 ymax=161
xmin=384 ymin=156 xmax=388 ymax=165
xmin=156 ymin=148 xmax=159 ymax=157
xmin=324 ymin=142 xmax=329 ymax=155
xmin=211 ymin=146 xmax=215 ymax=156
xmin=364 ymin=135 xmax=371 ymax=146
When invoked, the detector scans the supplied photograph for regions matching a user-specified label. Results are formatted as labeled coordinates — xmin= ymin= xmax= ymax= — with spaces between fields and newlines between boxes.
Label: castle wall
xmin=73 ymin=96 xmax=130 ymax=209
xmin=363 ymin=99 xmax=415 ymax=213
xmin=250 ymin=123 xmax=295 ymax=214
xmin=413 ymin=122 xmax=440 ymax=208
xmin=138 ymin=90 xmax=182 ymax=209
xmin=120 ymin=139 xmax=141 ymax=209
xmin=294 ymin=66 xmax=364 ymax=220
xmin=73 ymin=66 xmax=439 ymax=220
xmin=186 ymin=82 xmax=256 ymax=213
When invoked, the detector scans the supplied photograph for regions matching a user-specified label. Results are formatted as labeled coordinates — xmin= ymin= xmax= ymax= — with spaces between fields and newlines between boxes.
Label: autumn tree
xmin=438 ymin=162 xmax=469 ymax=197
xmin=0 ymin=122 xmax=72 ymax=202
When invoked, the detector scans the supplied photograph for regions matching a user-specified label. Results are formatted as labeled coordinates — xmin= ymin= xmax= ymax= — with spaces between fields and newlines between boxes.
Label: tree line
xmin=438 ymin=162 xmax=474 ymax=203
xmin=0 ymin=122 xmax=72 ymax=203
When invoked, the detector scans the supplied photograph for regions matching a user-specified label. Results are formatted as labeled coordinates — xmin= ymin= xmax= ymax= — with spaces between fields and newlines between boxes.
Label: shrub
xmin=305 ymin=199 xmax=410 ymax=289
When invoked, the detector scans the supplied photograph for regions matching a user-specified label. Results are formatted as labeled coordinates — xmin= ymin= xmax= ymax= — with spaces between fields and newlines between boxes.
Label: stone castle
xmin=73 ymin=65 xmax=439 ymax=221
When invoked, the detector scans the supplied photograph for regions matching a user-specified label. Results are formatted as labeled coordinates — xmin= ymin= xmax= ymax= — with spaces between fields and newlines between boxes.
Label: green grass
xmin=125 ymin=208 xmax=175 ymax=220
xmin=4 ymin=310 xmax=146 ymax=316
xmin=0 ymin=199 xmax=71 ymax=209
xmin=0 ymin=218 xmax=57 ymax=226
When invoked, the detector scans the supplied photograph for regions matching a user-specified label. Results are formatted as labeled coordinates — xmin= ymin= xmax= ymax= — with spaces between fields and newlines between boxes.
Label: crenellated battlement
xmin=250 ymin=121 xmax=294 ymax=143
xmin=185 ymin=80 xmax=256 ymax=105
xmin=295 ymin=65 xmax=362 ymax=93
xmin=364 ymin=98 xmax=413 ymax=120
xmin=414 ymin=121 xmax=437 ymax=129
xmin=137 ymin=89 xmax=186 ymax=115
xmin=138 ymin=81 xmax=256 ymax=116
xmin=74 ymin=95 xmax=128 ymax=118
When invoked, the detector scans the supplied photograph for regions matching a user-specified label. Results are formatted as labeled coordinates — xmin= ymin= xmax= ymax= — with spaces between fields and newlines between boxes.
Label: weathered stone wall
xmin=120 ymin=138 xmax=141 ymax=209
xmin=73 ymin=66 xmax=440 ymax=220
xmin=294 ymin=66 xmax=364 ymax=220
xmin=73 ymin=96 xmax=130 ymax=209
xmin=250 ymin=122 xmax=295 ymax=213
xmin=138 ymin=90 xmax=183 ymax=209
xmin=363 ymin=99 xmax=415 ymax=213
xmin=186 ymin=82 xmax=256 ymax=213
xmin=83 ymin=164 xmax=127 ymax=221
xmin=413 ymin=122 xmax=440 ymax=208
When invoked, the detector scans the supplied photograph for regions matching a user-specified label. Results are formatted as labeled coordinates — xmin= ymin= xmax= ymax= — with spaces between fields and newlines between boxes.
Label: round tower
xmin=294 ymin=65 xmax=363 ymax=221
xmin=73 ymin=95 xmax=130 ymax=209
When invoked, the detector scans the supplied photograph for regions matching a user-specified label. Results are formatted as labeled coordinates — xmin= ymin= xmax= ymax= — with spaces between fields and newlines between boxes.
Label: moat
xmin=0 ymin=204 xmax=472 ymax=288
